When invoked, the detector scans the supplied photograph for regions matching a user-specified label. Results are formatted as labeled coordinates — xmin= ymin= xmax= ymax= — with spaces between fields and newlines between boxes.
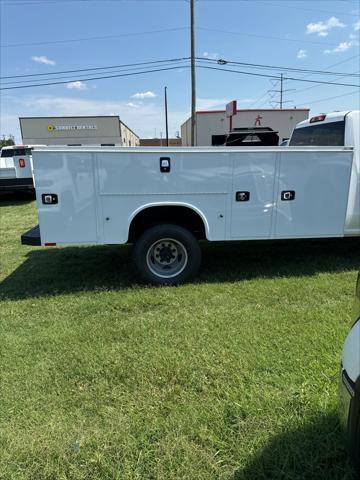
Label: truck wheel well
xmin=128 ymin=206 xmax=206 ymax=242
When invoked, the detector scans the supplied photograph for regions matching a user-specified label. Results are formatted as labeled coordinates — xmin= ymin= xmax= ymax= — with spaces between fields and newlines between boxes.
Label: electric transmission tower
xmin=267 ymin=74 xmax=295 ymax=109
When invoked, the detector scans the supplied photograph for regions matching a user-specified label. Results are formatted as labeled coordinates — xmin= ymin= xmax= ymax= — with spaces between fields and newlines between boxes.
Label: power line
xmin=293 ymin=71 xmax=360 ymax=96
xmin=308 ymin=54 xmax=360 ymax=73
xmin=0 ymin=60 xmax=189 ymax=85
xmin=248 ymin=91 xmax=271 ymax=108
xmin=197 ymin=26 xmax=340 ymax=47
xmin=1 ymin=22 xmax=343 ymax=51
xmin=2 ymin=61 xmax=359 ymax=90
xmin=197 ymin=65 xmax=360 ymax=87
xmin=250 ymin=55 xmax=360 ymax=108
xmin=1 ymin=27 xmax=189 ymax=48
xmin=3 ymin=56 xmax=358 ymax=82
xmin=0 ymin=57 xmax=190 ymax=79
xmin=198 ymin=57 xmax=360 ymax=77
xmin=298 ymin=89 xmax=360 ymax=107
xmin=274 ymin=55 xmax=360 ymax=106
xmin=198 ymin=0 xmax=360 ymax=17
xmin=0 ymin=0 xmax=189 ymax=4
xmin=267 ymin=55 xmax=360 ymax=106
xmin=0 ymin=65 xmax=190 ymax=90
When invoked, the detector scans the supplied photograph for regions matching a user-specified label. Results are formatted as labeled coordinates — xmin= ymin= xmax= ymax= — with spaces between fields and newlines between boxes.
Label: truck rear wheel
xmin=133 ymin=224 xmax=201 ymax=285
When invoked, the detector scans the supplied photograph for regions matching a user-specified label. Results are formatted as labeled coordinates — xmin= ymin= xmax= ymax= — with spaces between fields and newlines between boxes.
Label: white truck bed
xmin=29 ymin=145 xmax=357 ymax=246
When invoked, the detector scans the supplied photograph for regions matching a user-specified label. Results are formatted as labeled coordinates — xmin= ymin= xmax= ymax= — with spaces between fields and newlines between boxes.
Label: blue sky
xmin=0 ymin=0 xmax=359 ymax=141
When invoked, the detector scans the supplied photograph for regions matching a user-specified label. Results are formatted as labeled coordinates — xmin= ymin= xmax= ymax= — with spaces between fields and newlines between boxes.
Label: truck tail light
xmin=19 ymin=158 xmax=26 ymax=168
xmin=310 ymin=114 xmax=326 ymax=123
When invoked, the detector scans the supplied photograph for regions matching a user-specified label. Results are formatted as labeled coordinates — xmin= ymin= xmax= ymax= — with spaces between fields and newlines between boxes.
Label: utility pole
xmin=164 ymin=86 xmax=169 ymax=146
xmin=190 ymin=0 xmax=196 ymax=146
xmin=280 ymin=73 xmax=283 ymax=109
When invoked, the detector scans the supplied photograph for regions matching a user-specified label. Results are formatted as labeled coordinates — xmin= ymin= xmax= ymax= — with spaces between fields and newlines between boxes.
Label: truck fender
xmin=128 ymin=201 xmax=210 ymax=240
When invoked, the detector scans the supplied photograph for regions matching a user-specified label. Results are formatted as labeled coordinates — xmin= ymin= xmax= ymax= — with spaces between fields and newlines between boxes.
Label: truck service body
xmin=22 ymin=110 xmax=359 ymax=284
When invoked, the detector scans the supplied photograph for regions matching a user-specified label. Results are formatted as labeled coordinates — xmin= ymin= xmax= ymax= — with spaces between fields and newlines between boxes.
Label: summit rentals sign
xmin=19 ymin=116 xmax=138 ymax=146
xmin=47 ymin=124 xmax=98 ymax=132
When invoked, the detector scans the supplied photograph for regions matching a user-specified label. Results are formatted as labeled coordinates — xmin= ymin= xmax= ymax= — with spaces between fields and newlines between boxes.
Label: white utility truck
xmin=22 ymin=111 xmax=359 ymax=284
xmin=0 ymin=145 xmax=35 ymax=193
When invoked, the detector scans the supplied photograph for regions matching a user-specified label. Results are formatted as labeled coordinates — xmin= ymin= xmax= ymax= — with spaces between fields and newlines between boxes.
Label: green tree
xmin=0 ymin=135 xmax=15 ymax=148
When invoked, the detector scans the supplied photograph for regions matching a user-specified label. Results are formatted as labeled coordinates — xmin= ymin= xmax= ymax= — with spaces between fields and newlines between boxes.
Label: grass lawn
xmin=1 ymin=194 xmax=359 ymax=480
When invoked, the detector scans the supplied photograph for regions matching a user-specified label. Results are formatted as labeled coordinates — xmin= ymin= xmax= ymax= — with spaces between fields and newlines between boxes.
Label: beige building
xmin=20 ymin=116 xmax=139 ymax=146
xmin=139 ymin=138 xmax=182 ymax=147
xmin=181 ymin=108 xmax=310 ymax=146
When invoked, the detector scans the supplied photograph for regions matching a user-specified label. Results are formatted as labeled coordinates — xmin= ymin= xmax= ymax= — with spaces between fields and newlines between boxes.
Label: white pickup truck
xmin=22 ymin=110 xmax=359 ymax=284
xmin=0 ymin=145 xmax=35 ymax=193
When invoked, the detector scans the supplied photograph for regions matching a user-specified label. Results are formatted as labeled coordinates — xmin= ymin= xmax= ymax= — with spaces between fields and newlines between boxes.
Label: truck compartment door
xmin=275 ymin=150 xmax=353 ymax=237
xmin=231 ymin=152 xmax=277 ymax=238
xmin=34 ymin=152 xmax=98 ymax=244
xmin=98 ymin=151 xmax=230 ymax=243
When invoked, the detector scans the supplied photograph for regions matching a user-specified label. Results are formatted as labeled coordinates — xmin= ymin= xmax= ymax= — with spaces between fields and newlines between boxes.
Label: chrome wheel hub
xmin=146 ymin=238 xmax=188 ymax=279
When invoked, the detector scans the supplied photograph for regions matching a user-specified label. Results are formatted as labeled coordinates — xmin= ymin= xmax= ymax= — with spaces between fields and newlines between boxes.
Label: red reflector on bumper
xmin=45 ymin=242 xmax=56 ymax=246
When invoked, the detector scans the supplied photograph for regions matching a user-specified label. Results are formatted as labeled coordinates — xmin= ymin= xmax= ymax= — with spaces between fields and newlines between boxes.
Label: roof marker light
xmin=310 ymin=114 xmax=326 ymax=123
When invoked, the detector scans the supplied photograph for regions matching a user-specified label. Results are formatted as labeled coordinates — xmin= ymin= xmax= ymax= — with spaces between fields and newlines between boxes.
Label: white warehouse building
xmin=181 ymin=108 xmax=310 ymax=146
xmin=20 ymin=116 xmax=140 ymax=147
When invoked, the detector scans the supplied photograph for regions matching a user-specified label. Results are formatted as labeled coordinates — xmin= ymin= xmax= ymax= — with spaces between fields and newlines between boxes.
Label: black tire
xmin=133 ymin=224 xmax=201 ymax=285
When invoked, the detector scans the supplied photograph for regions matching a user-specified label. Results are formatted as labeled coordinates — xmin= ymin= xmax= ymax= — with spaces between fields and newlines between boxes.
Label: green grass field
xmin=1 ymin=195 xmax=359 ymax=480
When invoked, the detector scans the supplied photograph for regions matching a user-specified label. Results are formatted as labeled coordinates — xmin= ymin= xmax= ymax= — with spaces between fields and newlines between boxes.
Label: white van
xmin=0 ymin=145 xmax=34 ymax=193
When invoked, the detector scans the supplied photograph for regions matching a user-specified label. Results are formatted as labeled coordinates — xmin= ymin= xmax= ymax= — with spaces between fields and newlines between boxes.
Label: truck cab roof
xmin=0 ymin=146 xmax=33 ymax=158
xmin=289 ymin=110 xmax=359 ymax=148
xmin=295 ymin=111 xmax=357 ymax=129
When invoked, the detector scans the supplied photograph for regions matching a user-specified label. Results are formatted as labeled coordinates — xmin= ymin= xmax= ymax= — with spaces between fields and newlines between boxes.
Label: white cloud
xmin=297 ymin=49 xmax=307 ymax=59
xmin=196 ymin=97 xmax=255 ymax=108
xmin=196 ymin=97 xmax=230 ymax=110
xmin=203 ymin=51 xmax=220 ymax=60
xmin=306 ymin=16 xmax=346 ymax=37
xmin=324 ymin=21 xmax=359 ymax=54
xmin=324 ymin=40 xmax=354 ymax=54
xmin=66 ymin=81 xmax=88 ymax=90
xmin=131 ymin=91 xmax=157 ymax=99
xmin=31 ymin=55 xmax=56 ymax=66
xmin=237 ymin=98 xmax=257 ymax=103
xmin=126 ymin=102 xmax=139 ymax=108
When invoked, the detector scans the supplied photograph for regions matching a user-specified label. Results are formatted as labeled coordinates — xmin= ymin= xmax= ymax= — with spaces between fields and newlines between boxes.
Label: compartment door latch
xmin=281 ymin=190 xmax=295 ymax=201
xmin=42 ymin=193 xmax=58 ymax=205
xmin=160 ymin=157 xmax=171 ymax=173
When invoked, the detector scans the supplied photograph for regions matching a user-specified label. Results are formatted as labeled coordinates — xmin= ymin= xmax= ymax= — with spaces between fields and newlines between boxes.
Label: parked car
xmin=339 ymin=273 xmax=360 ymax=471
xmin=0 ymin=145 xmax=35 ymax=193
